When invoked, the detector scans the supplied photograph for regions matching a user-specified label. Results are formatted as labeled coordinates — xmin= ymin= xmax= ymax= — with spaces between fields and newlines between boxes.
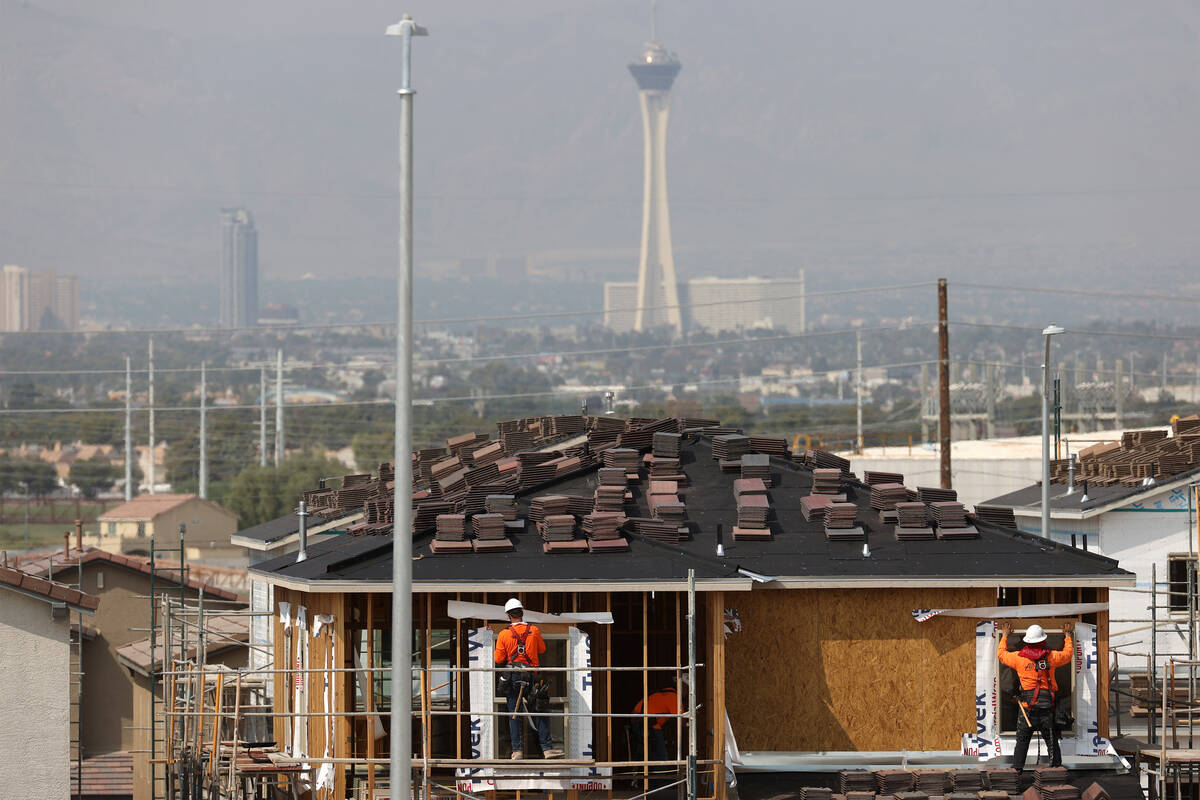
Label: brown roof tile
xmin=0 ymin=565 xmax=99 ymax=611
xmin=18 ymin=547 xmax=238 ymax=601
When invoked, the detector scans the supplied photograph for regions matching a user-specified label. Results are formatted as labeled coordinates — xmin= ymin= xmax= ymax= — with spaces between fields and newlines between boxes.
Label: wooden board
xmin=722 ymin=587 xmax=992 ymax=752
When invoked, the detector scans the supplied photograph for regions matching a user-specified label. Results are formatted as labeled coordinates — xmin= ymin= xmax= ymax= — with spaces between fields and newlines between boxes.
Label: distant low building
xmin=604 ymin=273 xmax=805 ymax=334
xmin=93 ymin=494 xmax=240 ymax=560
xmin=1 ymin=264 xmax=79 ymax=331
xmin=258 ymin=303 xmax=299 ymax=326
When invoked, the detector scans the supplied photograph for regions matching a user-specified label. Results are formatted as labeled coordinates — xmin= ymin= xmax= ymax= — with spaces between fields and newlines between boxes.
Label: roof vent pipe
xmin=296 ymin=500 xmax=309 ymax=563
xmin=1080 ymin=481 xmax=1089 ymax=504
xmin=716 ymin=523 xmax=724 ymax=558
xmin=1065 ymin=455 xmax=1076 ymax=496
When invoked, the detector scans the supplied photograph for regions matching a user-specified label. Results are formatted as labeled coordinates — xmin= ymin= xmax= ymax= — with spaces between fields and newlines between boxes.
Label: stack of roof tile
xmin=812 ymin=468 xmax=844 ymax=494
xmin=594 ymin=485 xmax=627 ymax=513
xmin=918 ymin=486 xmax=957 ymax=503
xmin=649 ymin=455 xmax=684 ymax=480
xmin=485 ymin=494 xmax=517 ymax=521
xmin=894 ymin=501 xmax=935 ymax=540
xmin=603 ymin=448 xmax=642 ymax=473
xmin=913 ymin=770 xmax=949 ymax=795
xmin=1038 ymin=787 xmax=1080 ymax=800
xmin=733 ymin=478 xmax=767 ymax=497
xmin=712 ymin=434 xmax=752 ymax=461
xmin=1033 ymin=768 xmax=1068 ymax=790
xmin=734 ymin=492 xmax=770 ymax=540
xmin=654 ymin=432 xmax=682 ymax=458
xmin=617 ymin=428 xmax=655 ymax=451
xmin=599 ymin=467 xmax=627 ymax=486
xmin=824 ymin=503 xmax=861 ymax=540
xmin=839 ymin=770 xmax=877 ymax=794
xmin=973 ymin=505 xmax=1017 ymax=528
xmin=566 ymin=495 xmax=594 ymax=516
xmin=749 ymin=436 xmax=789 ymax=458
xmin=801 ymin=494 xmax=833 ymax=523
xmin=678 ymin=417 xmax=721 ymax=432
xmin=984 ymin=769 xmax=1019 ymax=793
xmin=519 ymin=456 xmax=561 ymax=488
xmin=413 ymin=500 xmax=455 ymax=533
xmin=529 ymin=495 xmax=569 ymax=522
xmin=651 ymin=480 xmax=680 ymax=495
xmin=869 ymin=483 xmax=909 ymax=511
xmin=538 ymin=514 xmax=576 ymax=541
xmin=945 ymin=793 xmax=979 ymax=800
xmin=500 ymin=428 xmax=535 ymax=453
xmin=951 ymin=771 xmax=984 ymax=792
xmin=864 ymin=470 xmax=905 ymax=486
xmin=435 ymin=469 xmax=468 ymax=500
xmin=431 ymin=513 xmax=472 ymax=554
xmin=810 ymin=449 xmax=852 ymax=477
xmin=581 ymin=512 xmax=627 ymax=551
xmin=845 ymin=792 xmax=874 ymax=800
xmin=896 ymin=792 xmax=931 ymax=800
xmin=463 ymin=462 xmax=500 ymax=487
xmin=472 ymin=441 xmax=505 ymax=467
xmin=876 ymin=770 xmax=914 ymax=795
xmin=447 ymin=431 xmax=488 ymax=457
xmin=1080 ymin=784 xmax=1110 ymax=800
xmin=980 ymin=792 xmax=1009 ymax=800
xmin=650 ymin=494 xmax=686 ymax=523
xmin=801 ymin=788 xmax=832 ymax=800
xmin=625 ymin=517 xmax=686 ymax=543
xmin=471 ymin=514 xmax=513 ymax=552
xmin=740 ymin=454 xmax=770 ymax=483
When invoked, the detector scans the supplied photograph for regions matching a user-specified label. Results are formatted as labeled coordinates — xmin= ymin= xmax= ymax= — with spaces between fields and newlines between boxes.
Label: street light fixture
xmin=1041 ymin=325 xmax=1066 ymax=538
xmin=386 ymin=14 xmax=427 ymax=800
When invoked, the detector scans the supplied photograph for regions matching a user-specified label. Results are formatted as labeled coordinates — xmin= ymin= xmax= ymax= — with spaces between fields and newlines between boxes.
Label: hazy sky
xmin=3 ymin=0 xmax=1199 ymax=287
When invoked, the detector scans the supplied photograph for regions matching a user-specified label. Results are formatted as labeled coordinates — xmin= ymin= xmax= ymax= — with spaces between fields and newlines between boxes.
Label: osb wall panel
xmin=724 ymin=587 xmax=994 ymax=752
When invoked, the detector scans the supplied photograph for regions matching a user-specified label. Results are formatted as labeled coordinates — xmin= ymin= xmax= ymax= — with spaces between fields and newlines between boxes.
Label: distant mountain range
xmin=4 ymin=0 xmax=1200 ymax=293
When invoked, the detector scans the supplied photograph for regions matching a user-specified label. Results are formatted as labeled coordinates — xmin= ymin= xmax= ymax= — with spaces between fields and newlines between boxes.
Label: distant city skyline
xmin=219 ymin=208 xmax=259 ymax=328
xmin=1 ymin=264 xmax=79 ymax=332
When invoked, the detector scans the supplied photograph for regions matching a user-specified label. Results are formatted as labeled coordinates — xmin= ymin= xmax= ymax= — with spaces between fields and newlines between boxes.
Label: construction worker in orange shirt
xmin=997 ymin=621 xmax=1073 ymax=773
xmin=494 ymin=598 xmax=563 ymax=760
xmin=632 ymin=682 xmax=681 ymax=762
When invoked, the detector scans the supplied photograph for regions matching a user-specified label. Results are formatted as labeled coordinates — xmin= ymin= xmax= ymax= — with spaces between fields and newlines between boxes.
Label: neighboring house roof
xmin=115 ymin=614 xmax=249 ymax=676
xmin=983 ymin=468 xmax=1200 ymax=520
xmin=70 ymin=750 xmax=133 ymax=798
xmin=98 ymin=493 xmax=237 ymax=522
xmin=0 ymin=564 xmax=99 ymax=612
xmin=251 ymin=434 xmax=1134 ymax=592
xmin=18 ymin=547 xmax=239 ymax=601
xmin=231 ymin=510 xmax=363 ymax=552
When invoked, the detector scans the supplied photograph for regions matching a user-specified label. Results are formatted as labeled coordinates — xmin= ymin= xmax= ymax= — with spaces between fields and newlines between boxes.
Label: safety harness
xmin=509 ymin=623 xmax=534 ymax=667
xmin=1017 ymin=645 xmax=1055 ymax=708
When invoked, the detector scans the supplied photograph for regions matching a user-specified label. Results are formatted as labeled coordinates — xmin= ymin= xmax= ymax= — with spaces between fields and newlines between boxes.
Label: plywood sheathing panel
xmin=723 ymin=587 xmax=993 ymax=752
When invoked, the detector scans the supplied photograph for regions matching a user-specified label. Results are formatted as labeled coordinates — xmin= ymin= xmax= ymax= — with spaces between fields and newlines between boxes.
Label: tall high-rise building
xmin=220 ymin=208 xmax=259 ymax=328
xmin=628 ymin=32 xmax=682 ymax=335
xmin=1 ymin=264 xmax=30 ymax=332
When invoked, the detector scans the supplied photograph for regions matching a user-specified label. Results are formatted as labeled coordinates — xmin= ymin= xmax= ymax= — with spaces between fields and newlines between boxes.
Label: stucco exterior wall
xmin=0 ymin=590 xmax=71 ymax=798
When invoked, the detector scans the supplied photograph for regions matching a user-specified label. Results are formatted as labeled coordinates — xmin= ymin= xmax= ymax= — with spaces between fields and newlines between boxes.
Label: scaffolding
xmin=152 ymin=574 xmax=714 ymax=800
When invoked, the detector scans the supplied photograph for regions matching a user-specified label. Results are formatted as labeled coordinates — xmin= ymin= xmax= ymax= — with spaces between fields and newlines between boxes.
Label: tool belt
xmin=497 ymin=666 xmax=534 ymax=696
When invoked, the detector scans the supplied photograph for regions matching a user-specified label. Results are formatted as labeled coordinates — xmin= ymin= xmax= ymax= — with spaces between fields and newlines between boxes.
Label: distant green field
xmin=0 ymin=522 xmax=77 ymax=552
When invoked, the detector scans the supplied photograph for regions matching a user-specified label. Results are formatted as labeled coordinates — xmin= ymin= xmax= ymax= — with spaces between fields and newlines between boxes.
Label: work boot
xmin=510 ymin=751 xmax=523 ymax=759
xmin=543 ymin=748 xmax=564 ymax=759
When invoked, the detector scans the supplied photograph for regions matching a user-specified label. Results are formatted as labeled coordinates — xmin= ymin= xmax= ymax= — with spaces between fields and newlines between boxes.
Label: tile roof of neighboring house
xmin=17 ymin=546 xmax=239 ymax=601
xmin=116 ymin=614 xmax=249 ymax=676
xmin=231 ymin=510 xmax=363 ymax=551
xmin=97 ymin=493 xmax=197 ymax=520
xmin=0 ymin=564 xmax=99 ymax=611
xmin=70 ymin=750 xmax=133 ymax=797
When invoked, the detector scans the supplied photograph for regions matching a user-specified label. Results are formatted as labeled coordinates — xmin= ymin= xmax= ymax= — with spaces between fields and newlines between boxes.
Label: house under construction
xmin=154 ymin=415 xmax=1144 ymax=800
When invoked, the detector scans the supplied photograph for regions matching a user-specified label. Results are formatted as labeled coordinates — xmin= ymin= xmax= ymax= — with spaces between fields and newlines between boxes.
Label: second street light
xmin=1041 ymin=324 xmax=1065 ymax=538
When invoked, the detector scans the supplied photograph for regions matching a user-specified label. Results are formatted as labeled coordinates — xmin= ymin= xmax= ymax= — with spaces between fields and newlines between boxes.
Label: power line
xmin=956 ymin=282 xmax=1200 ymax=306
xmin=950 ymin=320 xmax=1200 ymax=343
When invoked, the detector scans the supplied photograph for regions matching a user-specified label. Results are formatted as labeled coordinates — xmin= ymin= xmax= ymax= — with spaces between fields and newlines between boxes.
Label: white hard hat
xmin=504 ymin=598 xmax=523 ymax=614
xmin=1024 ymin=624 xmax=1048 ymax=644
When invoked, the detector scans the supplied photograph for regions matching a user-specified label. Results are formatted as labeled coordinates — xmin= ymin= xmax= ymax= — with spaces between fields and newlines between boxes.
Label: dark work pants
xmin=507 ymin=687 xmax=552 ymax=754
xmin=1012 ymin=706 xmax=1060 ymax=772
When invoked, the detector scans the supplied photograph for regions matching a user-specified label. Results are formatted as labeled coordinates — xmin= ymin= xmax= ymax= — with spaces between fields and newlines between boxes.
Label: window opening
xmin=998 ymin=629 xmax=1074 ymax=735
xmin=1169 ymin=554 xmax=1197 ymax=614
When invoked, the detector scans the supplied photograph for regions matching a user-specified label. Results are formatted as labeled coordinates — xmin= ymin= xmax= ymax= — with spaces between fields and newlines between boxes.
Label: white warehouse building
xmin=603 ymin=273 xmax=805 ymax=334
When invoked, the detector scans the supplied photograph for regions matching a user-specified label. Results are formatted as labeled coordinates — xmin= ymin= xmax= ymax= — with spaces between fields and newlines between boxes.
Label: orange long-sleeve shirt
xmin=998 ymin=632 xmax=1073 ymax=706
xmin=634 ymin=688 xmax=680 ymax=730
xmin=493 ymin=622 xmax=546 ymax=668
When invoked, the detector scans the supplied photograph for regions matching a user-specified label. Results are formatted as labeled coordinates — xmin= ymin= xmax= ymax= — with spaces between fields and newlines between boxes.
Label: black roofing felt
xmin=234 ymin=514 xmax=298 ymax=544
xmin=252 ymin=437 xmax=1132 ymax=586
xmin=983 ymin=466 xmax=1200 ymax=514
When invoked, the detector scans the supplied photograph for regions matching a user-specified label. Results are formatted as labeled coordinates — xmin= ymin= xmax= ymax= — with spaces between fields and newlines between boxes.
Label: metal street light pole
xmin=387 ymin=13 xmax=427 ymax=800
xmin=1042 ymin=325 xmax=1065 ymax=538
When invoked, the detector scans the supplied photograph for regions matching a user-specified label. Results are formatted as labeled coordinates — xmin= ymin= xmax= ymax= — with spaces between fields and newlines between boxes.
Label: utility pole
xmin=985 ymin=363 xmax=996 ymax=440
xmin=124 ymin=356 xmax=133 ymax=501
xmin=259 ymin=367 xmax=268 ymax=467
xmin=855 ymin=329 xmax=863 ymax=453
xmin=1115 ymin=359 xmax=1125 ymax=430
xmin=147 ymin=336 xmax=156 ymax=494
xmin=920 ymin=363 xmax=929 ymax=444
xmin=937 ymin=278 xmax=952 ymax=489
xmin=274 ymin=349 xmax=284 ymax=466
xmin=199 ymin=361 xmax=207 ymax=499
xmin=386 ymin=15 xmax=426 ymax=800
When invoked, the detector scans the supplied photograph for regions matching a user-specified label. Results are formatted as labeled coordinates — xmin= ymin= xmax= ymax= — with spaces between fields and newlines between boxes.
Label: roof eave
xmin=246 ymin=569 xmax=754 ymax=594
